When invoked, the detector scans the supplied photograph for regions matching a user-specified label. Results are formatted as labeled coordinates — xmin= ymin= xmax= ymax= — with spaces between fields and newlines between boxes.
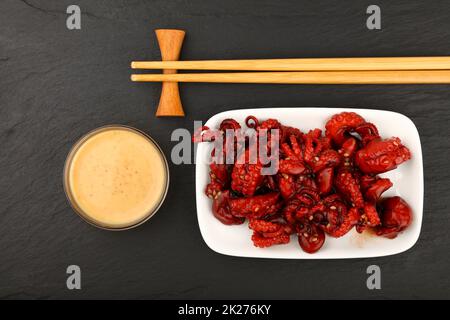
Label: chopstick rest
xmin=134 ymin=29 xmax=186 ymax=117
xmin=154 ymin=29 xmax=185 ymax=117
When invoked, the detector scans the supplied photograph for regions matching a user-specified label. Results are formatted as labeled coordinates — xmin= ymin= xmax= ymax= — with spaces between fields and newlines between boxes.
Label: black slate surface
xmin=1 ymin=0 xmax=449 ymax=299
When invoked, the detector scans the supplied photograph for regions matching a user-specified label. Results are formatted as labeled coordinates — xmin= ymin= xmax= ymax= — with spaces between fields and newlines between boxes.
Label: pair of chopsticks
xmin=131 ymin=57 xmax=450 ymax=84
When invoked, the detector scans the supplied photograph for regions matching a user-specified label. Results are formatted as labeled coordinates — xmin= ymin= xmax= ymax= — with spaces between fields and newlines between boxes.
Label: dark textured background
xmin=1 ymin=0 xmax=449 ymax=299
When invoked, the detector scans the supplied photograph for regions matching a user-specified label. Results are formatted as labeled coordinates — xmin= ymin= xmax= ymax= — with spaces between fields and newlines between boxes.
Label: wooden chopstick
xmin=131 ymin=56 xmax=450 ymax=71
xmin=131 ymin=70 xmax=450 ymax=84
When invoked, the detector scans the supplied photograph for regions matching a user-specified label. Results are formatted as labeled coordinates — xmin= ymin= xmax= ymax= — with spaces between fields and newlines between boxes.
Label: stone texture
xmin=0 ymin=0 xmax=449 ymax=299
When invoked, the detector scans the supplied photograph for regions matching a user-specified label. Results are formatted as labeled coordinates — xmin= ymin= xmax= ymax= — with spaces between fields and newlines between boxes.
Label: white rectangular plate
xmin=195 ymin=108 xmax=423 ymax=259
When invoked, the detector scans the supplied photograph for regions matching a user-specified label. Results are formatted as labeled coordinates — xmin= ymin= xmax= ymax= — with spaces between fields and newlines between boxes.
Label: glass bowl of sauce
xmin=63 ymin=125 xmax=169 ymax=230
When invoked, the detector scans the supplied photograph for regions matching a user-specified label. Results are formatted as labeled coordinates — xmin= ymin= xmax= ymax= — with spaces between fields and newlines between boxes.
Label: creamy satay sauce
xmin=67 ymin=128 xmax=167 ymax=228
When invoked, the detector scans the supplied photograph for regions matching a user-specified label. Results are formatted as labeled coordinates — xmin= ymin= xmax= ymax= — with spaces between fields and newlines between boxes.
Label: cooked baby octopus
xmin=197 ymin=112 xmax=413 ymax=254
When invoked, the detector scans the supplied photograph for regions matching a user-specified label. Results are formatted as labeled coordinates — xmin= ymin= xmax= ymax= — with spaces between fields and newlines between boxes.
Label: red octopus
xmin=355 ymin=137 xmax=411 ymax=174
xmin=197 ymin=112 xmax=413 ymax=254
xmin=376 ymin=196 xmax=413 ymax=239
